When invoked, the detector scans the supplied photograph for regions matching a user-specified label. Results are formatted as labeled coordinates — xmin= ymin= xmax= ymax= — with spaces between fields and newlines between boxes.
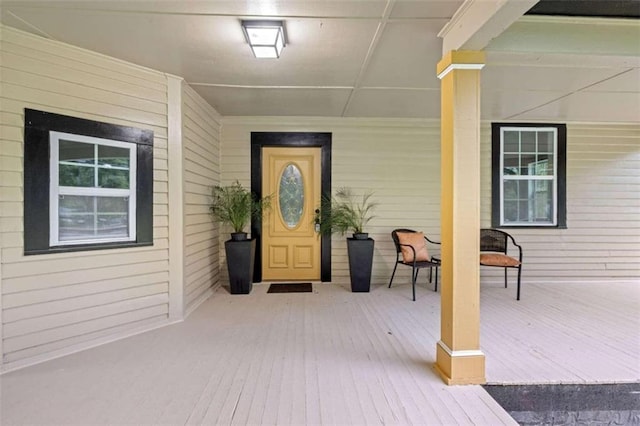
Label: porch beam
xmin=438 ymin=0 xmax=539 ymax=54
xmin=435 ymin=50 xmax=486 ymax=385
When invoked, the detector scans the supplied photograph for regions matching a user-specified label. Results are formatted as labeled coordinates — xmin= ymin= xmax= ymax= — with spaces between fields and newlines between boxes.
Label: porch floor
xmin=1 ymin=280 xmax=638 ymax=425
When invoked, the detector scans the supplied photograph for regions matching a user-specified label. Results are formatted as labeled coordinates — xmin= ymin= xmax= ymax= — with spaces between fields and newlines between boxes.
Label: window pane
xmin=503 ymin=180 xmax=530 ymax=224
xmin=97 ymin=197 xmax=128 ymax=212
xmin=505 ymin=180 xmax=530 ymax=201
xmin=529 ymin=154 xmax=553 ymax=176
xmin=59 ymin=140 xmax=94 ymax=164
xmin=503 ymin=179 xmax=553 ymax=224
xmin=279 ymin=163 xmax=304 ymax=228
xmin=537 ymin=131 xmax=554 ymax=153
xmin=98 ymin=145 xmax=130 ymax=168
xmin=503 ymin=200 xmax=519 ymax=223
xmin=532 ymin=180 xmax=553 ymax=223
xmin=59 ymin=195 xmax=95 ymax=241
xmin=59 ymin=195 xmax=129 ymax=241
xmin=97 ymin=197 xmax=129 ymax=238
xmin=59 ymin=164 xmax=95 ymax=187
xmin=99 ymin=169 xmax=130 ymax=189
xmin=503 ymin=154 xmax=520 ymax=176
xmin=503 ymin=131 xmax=519 ymax=152
xmin=503 ymin=180 xmax=519 ymax=199
xmin=97 ymin=214 xmax=128 ymax=238
xmin=522 ymin=155 xmax=545 ymax=176
xmin=521 ymin=131 xmax=536 ymax=152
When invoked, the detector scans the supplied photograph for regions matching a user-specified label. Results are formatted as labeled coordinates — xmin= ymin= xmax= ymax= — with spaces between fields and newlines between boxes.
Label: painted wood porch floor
xmin=1 ymin=280 xmax=638 ymax=425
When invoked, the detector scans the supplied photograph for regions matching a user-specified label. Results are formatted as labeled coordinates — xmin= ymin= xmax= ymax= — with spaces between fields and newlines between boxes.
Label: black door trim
xmin=251 ymin=132 xmax=332 ymax=282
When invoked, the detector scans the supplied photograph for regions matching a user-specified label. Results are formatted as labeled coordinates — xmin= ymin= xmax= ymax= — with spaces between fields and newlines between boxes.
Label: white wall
xmin=221 ymin=117 xmax=442 ymax=286
xmin=0 ymin=26 xmax=172 ymax=370
xmin=222 ymin=117 xmax=640 ymax=289
xmin=480 ymin=123 xmax=640 ymax=284
xmin=181 ymin=83 xmax=221 ymax=313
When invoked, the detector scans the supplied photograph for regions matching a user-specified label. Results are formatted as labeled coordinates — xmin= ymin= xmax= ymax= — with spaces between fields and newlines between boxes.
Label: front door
xmin=262 ymin=147 xmax=321 ymax=281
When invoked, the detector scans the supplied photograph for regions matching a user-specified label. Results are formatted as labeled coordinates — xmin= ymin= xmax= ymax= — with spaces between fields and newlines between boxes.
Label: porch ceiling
xmin=1 ymin=0 xmax=639 ymax=122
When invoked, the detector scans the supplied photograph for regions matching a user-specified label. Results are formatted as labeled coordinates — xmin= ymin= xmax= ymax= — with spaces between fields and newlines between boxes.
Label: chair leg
xmin=504 ymin=268 xmax=508 ymax=288
xmin=434 ymin=267 xmax=438 ymax=292
xmin=412 ymin=268 xmax=417 ymax=301
xmin=516 ymin=265 xmax=522 ymax=301
xmin=429 ymin=267 xmax=433 ymax=283
xmin=388 ymin=262 xmax=399 ymax=288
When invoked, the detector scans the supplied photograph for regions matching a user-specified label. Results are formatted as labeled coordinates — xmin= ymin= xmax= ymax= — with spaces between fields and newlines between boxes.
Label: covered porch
xmin=2 ymin=279 xmax=637 ymax=424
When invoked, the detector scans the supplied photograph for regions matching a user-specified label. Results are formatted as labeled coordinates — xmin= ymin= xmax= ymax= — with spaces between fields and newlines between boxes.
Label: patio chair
xmin=480 ymin=228 xmax=523 ymax=300
xmin=389 ymin=229 xmax=441 ymax=301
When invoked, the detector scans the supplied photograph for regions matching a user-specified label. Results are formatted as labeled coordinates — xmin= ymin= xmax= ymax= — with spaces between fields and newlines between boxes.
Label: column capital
xmin=437 ymin=50 xmax=486 ymax=79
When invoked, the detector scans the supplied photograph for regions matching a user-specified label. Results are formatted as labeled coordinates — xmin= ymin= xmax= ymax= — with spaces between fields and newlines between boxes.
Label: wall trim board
xmin=167 ymin=75 xmax=185 ymax=321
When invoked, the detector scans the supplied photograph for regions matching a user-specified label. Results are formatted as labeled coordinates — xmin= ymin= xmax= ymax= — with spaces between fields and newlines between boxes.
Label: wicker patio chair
xmin=480 ymin=228 xmax=523 ymax=300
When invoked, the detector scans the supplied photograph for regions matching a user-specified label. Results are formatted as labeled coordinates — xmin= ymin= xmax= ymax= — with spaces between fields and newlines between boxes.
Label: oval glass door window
xmin=279 ymin=163 xmax=304 ymax=228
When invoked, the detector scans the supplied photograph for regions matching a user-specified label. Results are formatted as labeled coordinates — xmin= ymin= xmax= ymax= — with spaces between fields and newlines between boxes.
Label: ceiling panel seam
xmin=505 ymin=68 xmax=636 ymax=119
xmin=5 ymin=11 xmax=52 ymax=39
xmin=340 ymin=0 xmax=395 ymax=117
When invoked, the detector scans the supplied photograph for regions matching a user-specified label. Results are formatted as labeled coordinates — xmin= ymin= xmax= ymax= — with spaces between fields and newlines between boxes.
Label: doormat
xmin=267 ymin=283 xmax=313 ymax=293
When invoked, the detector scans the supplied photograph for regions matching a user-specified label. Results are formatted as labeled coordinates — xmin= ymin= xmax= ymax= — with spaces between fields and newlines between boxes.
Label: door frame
xmin=251 ymin=132 xmax=332 ymax=283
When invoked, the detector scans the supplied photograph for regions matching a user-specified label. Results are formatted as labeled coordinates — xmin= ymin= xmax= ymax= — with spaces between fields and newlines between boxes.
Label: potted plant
xmin=319 ymin=187 xmax=378 ymax=292
xmin=210 ymin=180 xmax=271 ymax=294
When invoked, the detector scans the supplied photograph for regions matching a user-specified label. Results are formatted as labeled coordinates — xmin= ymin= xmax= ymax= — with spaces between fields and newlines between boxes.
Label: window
xmin=50 ymin=132 xmax=137 ymax=246
xmin=491 ymin=123 xmax=566 ymax=228
xmin=24 ymin=109 xmax=153 ymax=254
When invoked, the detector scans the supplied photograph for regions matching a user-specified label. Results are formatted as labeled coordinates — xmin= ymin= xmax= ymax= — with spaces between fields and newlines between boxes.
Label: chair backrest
xmin=480 ymin=228 xmax=509 ymax=254
xmin=391 ymin=228 xmax=417 ymax=254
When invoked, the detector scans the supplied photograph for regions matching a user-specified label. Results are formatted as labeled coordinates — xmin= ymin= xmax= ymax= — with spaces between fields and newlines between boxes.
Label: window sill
xmin=25 ymin=241 xmax=153 ymax=256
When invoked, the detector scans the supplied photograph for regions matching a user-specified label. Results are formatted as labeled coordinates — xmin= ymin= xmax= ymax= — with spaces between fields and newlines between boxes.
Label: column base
xmin=434 ymin=340 xmax=486 ymax=385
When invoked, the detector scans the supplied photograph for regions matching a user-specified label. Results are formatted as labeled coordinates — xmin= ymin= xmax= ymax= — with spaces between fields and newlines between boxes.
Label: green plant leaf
xmin=318 ymin=187 xmax=377 ymax=236
xmin=209 ymin=180 xmax=272 ymax=233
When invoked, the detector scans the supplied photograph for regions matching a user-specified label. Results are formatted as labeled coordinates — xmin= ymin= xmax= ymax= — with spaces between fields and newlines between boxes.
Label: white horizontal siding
xmin=220 ymin=117 xmax=442 ymax=286
xmin=223 ymin=117 xmax=639 ymax=289
xmin=0 ymin=25 xmax=171 ymax=369
xmin=181 ymin=83 xmax=221 ymax=312
xmin=480 ymin=122 xmax=640 ymax=286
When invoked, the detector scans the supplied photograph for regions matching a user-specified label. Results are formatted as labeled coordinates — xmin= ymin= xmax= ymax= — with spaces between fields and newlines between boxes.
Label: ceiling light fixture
xmin=241 ymin=20 xmax=286 ymax=59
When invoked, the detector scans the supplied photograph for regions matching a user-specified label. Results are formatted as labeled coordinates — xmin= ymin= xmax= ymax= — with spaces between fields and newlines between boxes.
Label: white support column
xmin=167 ymin=74 xmax=185 ymax=321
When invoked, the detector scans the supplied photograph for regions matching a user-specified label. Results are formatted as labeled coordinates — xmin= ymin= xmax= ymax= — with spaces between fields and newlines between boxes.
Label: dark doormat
xmin=267 ymin=283 xmax=313 ymax=293
xmin=483 ymin=383 xmax=640 ymax=425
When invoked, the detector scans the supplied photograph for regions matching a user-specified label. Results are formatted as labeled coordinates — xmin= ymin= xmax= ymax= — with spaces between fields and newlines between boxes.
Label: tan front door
xmin=262 ymin=147 xmax=321 ymax=281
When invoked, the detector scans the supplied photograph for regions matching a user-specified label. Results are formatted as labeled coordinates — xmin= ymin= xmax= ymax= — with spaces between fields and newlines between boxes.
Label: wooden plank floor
xmin=1 ymin=279 xmax=638 ymax=425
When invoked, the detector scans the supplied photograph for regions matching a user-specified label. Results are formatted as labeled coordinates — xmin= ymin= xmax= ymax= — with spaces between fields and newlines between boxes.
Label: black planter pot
xmin=230 ymin=232 xmax=248 ymax=241
xmin=347 ymin=237 xmax=374 ymax=292
xmin=224 ymin=238 xmax=256 ymax=294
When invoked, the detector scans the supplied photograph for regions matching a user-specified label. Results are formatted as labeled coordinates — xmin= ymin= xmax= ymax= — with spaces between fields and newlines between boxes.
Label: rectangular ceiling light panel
xmin=242 ymin=20 xmax=286 ymax=59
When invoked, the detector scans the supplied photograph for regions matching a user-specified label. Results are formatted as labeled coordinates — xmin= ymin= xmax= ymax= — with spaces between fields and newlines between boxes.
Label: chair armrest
xmin=424 ymin=236 xmax=440 ymax=245
xmin=506 ymin=234 xmax=523 ymax=263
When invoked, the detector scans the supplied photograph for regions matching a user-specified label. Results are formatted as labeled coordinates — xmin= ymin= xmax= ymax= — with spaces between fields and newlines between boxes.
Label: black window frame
xmin=491 ymin=122 xmax=567 ymax=229
xmin=24 ymin=108 xmax=154 ymax=255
